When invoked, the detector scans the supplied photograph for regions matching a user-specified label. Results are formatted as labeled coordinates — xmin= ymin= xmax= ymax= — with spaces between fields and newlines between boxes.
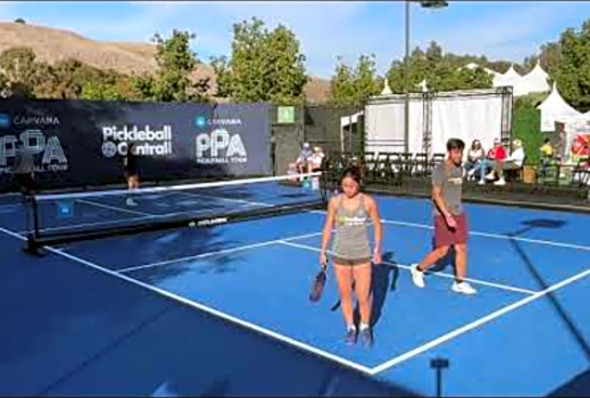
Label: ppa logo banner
xmin=0 ymin=129 xmax=69 ymax=173
xmin=192 ymin=104 xmax=271 ymax=175
xmin=195 ymin=128 xmax=247 ymax=164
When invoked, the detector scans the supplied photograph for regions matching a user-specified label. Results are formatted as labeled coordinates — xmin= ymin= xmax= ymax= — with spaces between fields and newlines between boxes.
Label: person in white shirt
xmin=296 ymin=142 xmax=313 ymax=175
xmin=307 ymin=146 xmax=325 ymax=190
xmin=489 ymin=139 xmax=526 ymax=186
xmin=310 ymin=146 xmax=325 ymax=172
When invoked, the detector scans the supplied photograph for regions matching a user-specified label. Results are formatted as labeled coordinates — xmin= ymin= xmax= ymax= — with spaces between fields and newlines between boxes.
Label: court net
xmin=24 ymin=172 xmax=327 ymax=251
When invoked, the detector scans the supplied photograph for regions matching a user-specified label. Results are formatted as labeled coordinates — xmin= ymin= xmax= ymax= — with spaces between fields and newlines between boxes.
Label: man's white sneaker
xmin=410 ymin=264 xmax=425 ymax=288
xmin=452 ymin=281 xmax=477 ymax=295
xmin=485 ymin=172 xmax=495 ymax=181
xmin=494 ymin=178 xmax=506 ymax=186
xmin=478 ymin=180 xmax=485 ymax=185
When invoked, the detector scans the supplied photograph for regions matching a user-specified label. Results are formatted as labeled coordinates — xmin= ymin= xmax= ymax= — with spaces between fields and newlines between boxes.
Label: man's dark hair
xmin=446 ymin=138 xmax=465 ymax=152
xmin=544 ymin=138 xmax=551 ymax=144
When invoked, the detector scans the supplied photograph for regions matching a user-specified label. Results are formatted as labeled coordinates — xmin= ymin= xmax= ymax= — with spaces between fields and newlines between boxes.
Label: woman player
xmin=319 ymin=166 xmax=382 ymax=346
xmin=124 ymin=142 xmax=139 ymax=206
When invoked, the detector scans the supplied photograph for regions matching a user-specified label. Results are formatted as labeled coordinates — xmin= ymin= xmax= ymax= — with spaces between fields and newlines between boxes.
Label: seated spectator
xmin=310 ymin=146 xmax=325 ymax=172
xmin=287 ymin=162 xmax=299 ymax=182
xmin=309 ymin=146 xmax=325 ymax=190
xmin=539 ymin=138 xmax=554 ymax=179
xmin=486 ymin=139 xmax=525 ymax=186
xmin=465 ymin=139 xmax=486 ymax=180
xmin=477 ymin=138 xmax=506 ymax=185
xmin=295 ymin=142 xmax=313 ymax=178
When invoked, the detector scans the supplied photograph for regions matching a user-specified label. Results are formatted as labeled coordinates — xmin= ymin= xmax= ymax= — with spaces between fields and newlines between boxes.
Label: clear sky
xmin=1 ymin=1 xmax=589 ymax=78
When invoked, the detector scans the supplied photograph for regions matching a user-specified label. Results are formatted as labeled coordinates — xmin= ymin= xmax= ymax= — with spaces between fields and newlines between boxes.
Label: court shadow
xmin=199 ymin=378 xmax=231 ymax=397
xmin=519 ymin=218 xmax=567 ymax=230
xmin=370 ymin=252 xmax=400 ymax=328
xmin=508 ymin=218 xmax=590 ymax=363
xmin=429 ymin=237 xmax=455 ymax=274
xmin=548 ymin=367 xmax=590 ymax=397
xmin=346 ymin=252 xmax=400 ymax=329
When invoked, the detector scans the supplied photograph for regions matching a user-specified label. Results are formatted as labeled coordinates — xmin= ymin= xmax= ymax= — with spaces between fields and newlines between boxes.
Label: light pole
xmin=403 ymin=0 xmax=448 ymax=154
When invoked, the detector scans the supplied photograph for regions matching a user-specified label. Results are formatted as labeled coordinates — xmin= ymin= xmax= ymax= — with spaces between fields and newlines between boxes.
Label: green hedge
xmin=512 ymin=104 xmax=542 ymax=167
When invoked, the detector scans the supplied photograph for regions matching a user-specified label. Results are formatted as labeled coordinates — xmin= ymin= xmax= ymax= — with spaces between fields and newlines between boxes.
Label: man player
xmin=13 ymin=141 xmax=35 ymax=195
xmin=123 ymin=142 xmax=139 ymax=206
xmin=410 ymin=138 xmax=476 ymax=295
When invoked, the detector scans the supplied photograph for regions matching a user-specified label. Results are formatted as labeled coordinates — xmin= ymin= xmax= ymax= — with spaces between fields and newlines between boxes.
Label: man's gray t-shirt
xmin=432 ymin=161 xmax=463 ymax=216
xmin=13 ymin=147 xmax=35 ymax=174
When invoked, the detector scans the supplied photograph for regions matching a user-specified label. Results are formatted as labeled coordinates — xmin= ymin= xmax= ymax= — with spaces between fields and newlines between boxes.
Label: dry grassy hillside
xmin=0 ymin=22 xmax=331 ymax=102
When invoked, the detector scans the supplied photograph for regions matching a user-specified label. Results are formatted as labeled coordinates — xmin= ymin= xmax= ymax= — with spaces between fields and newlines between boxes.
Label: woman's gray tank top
xmin=332 ymin=194 xmax=371 ymax=259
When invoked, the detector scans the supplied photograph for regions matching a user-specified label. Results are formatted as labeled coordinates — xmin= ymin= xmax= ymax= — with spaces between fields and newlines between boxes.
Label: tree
xmin=263 ymin=24 xmax=308 ymax=104
xmin=14 ymin=18 xmax=25 ymax=24
xmin=32 ymin=61 xmax=61 ymax=99
xmin=384 ymin=41 xmax=493 ymax=94
xmin=0 ymin=72 xmax=8 ymax=98
xmin=151 ymin=29 xmax=205 ymax=102
xmin=0 ymin=47 xmax=38 ymax=97
xmin=329 ymin=57 xmax=357 ymax=106
xmin=538 ymin=41 xmax=562 ymax=76
xmin=130 ymin=73 xmax=157 ymax=101
xmin=212 ymin=17 xmax=308 ymax=103
xmin=548 ymin=20 xmax=590 ymax=109
xmin=329 ymin=54 xmax=382 ymax=106
xmin=81 ymin=80 xmax=121 ymax=100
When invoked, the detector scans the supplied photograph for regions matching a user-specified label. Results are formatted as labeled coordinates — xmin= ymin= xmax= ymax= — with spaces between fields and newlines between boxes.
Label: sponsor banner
xmin=192 ymin=103 xmax=270 ymax=175
xmin=0 ymin=99 xmax=271 ymax=191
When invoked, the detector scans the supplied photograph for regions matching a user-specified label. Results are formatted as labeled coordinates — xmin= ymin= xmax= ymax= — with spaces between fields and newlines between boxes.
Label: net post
xmin=25 ymin=194 xmax=41 ymax=255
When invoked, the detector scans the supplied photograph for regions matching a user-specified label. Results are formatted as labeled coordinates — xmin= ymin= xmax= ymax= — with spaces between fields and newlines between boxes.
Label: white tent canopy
xmin=460 ymin=62 xmax=553 ymax=97
xmin=494 ymin=64 xmax=522 ymax=92
xmin=417 ymin=79 xmax=428 ymax=92
xmin=459 ymin=62 xmax=501 ymax=77
xmin=537 ymin=82 xmax=583 ymax=132
xmin=381 ymin=80 xmax=392 ymax=95
xmin=519 ymin=62 xmax=551 ymax=94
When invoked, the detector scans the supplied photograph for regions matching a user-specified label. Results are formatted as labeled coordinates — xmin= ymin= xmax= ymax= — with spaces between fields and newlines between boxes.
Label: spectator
xmin=487 ymin=139 xmax=526 ymax=186
xmin=539 ymin=138 xmax=554 ymax=179
xmin=309 ymin=146 xmax=325 ymax=190
xmin=477 ymin=138 xmax=506 ymax=185
xmin=296 ymin=142 xmax=313 ymax=178
xmin=465 ymin=139 xmax=486 ymax=181
xmin=310 ymin=146 xmax=325 ymax=172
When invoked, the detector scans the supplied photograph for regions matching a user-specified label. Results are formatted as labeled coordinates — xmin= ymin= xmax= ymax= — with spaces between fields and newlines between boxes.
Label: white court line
xmin=118 ymin=230 xmax=326 ymax=274
xmin=118 ymin=240 xmax=280 ymax=274
xmin=76 ymin=199 xmax=153 ymax=217
xmin=278 ymin=240 xmax=537 ymax=295
xmin=380 ymin=219 xmax=590 ymax=252
xmin=175 ymin=191 xmax=272 ymax=208
xmin=0 ymin=208 xmax=19 ymax=214
xmin=23 ymin=202 xmax=260 ymax=236
xmin=305 ymin=210 xmax=590 ymax=252
xmin=0 ymin=203 xmax=22 ymax=210
xmin=17 ymin=216 xmax=154 ymax=235
xmin=0 ymin=225 xmax=373 ymax=376
xmin=24 ymin=191 xmax=294 ymax=236
xmin=369 ymin=261 xmax=590 ymax=375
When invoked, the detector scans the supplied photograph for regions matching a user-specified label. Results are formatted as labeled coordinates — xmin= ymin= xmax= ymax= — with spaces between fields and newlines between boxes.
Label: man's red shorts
xmin=434 ymin=213 xmax=467 ymax=248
